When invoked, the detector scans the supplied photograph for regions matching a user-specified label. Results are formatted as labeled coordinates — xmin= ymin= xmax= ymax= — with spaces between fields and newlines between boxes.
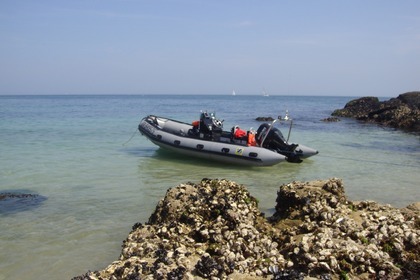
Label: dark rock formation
xmin=332 ymin=92 xmax=420 ymax=133
xmin=256 ymin=117 xmax=275 ymax=122
xmin=73 ymin=179 xmax=419 ymax=280
xmin=320 ymin=117 xmax=340 ymax=122
xmin=0 ymin=192 xmax=47 ymax=214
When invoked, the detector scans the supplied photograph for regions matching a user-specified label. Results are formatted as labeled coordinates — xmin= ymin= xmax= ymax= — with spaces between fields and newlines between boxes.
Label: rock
xmin=271 ymin=179 xmax=419 ymax=279
xmin=255 ymin=116 xmax=275 ymax=122
xmin=398 ymin=92 xmax=420 ymax=109
xmin=331 ymin=92 xmax=420 ymax=133
xmin=0 ymin=192 xmax=47 ymax=214
xmin=72 ymin=178 xmax=420 ymax=280
xmin=332 ymin=96 xmax=381 ymax=119
xmin=321 ymin=117 xmax=340 ymax=122
xmin=0 ymin=192 xmax=42 ymax=201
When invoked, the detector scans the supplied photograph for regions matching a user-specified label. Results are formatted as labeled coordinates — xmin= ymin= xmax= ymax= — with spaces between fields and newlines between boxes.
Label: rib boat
xmin=138 ymin=111 xmax=318 ymax=166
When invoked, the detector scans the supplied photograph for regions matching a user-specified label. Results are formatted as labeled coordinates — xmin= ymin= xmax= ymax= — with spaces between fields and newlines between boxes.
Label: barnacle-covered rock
xmin=73 ymin=178 xmax=419 ymax=280
xmin=73 ymin=179 xmax=281 ymax=279
xmin=271 ymin=179 xmax=419 ymax=279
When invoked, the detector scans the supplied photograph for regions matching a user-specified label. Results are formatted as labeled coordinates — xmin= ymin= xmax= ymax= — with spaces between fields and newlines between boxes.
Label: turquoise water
xmin=0 ymin=95 xmax=419 ymax=279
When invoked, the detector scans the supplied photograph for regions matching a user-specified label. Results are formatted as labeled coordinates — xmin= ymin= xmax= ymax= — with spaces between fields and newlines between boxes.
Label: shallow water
xmin=0 ymin=95 xmax=419 ymax=279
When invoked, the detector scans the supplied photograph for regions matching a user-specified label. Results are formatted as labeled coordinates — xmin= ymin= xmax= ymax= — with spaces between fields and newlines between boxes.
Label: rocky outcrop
xmin=256 ymin=117 xmax=275 ymax=122
xmin=271 ymin=180 xmax=419 ymax=279
xmin=73 ymin=179 xmax=419 ymax=280
xmin=331 ymin=92 xmax=420 ymax=133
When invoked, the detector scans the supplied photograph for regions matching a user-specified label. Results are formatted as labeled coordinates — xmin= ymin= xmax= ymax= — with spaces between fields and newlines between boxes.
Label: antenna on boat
xmin=284 ymin=110 xmax=289 ymax=121
xmin=282 ymin=110 xmax=293 ymax=142
xmin=276 ymin=110 xmax=293 ymax=143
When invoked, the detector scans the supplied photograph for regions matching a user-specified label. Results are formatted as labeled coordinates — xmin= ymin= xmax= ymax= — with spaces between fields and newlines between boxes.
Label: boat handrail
xmin=260 ymin=119 xmax=279 ymax=147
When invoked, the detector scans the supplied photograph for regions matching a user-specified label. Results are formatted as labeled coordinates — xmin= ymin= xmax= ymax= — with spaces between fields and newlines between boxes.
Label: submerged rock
xmin=331 ymin=92 xmax=420 ymax=133
xmin=73 ymin=178 xmax=419 ymax=280
xmin=0 ymin=192 xmax=47 ymax=214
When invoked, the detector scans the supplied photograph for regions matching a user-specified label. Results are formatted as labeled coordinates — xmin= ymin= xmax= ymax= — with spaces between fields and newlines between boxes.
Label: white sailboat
xmin=262 ymin=88 xmax=269 ymax=97
xmin=232 ymin=90 xmax=236 ymax=96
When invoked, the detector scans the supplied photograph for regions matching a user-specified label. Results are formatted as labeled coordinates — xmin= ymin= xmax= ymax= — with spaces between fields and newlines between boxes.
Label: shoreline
xmin=73 ymin=178 xmax=419 ymax=279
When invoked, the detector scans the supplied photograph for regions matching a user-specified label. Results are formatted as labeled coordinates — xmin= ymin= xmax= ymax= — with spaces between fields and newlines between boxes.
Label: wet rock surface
xmin=73 ymin=178 xmax=419 ymax=279
xmin=0 ymin=192 xmax=47 ymax=214
xmin=331 ymin=91 xmax=420 ymax=133
xmin=320 ymin=117 xmax=340 ymax=122
xmin=256 ymin=117 xmax=275 ymax=122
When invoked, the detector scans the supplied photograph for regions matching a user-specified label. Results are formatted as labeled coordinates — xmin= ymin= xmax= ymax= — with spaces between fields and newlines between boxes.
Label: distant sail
xmin=232 ymin=90 xmax=236 ymax=96
xmin=262 ymin=88 xmax=269 ymax=97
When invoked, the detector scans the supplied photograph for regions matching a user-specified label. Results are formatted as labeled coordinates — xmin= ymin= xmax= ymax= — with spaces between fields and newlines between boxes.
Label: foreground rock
xmin=331 ymin=91 xmax=420 ymax=133
xmin=73 ymin=179 xmax=419 ymax=279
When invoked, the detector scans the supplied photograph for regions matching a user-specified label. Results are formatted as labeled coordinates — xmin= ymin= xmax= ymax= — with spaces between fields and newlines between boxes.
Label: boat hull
xmin=138 ymin=116 xmax=287 ymax=166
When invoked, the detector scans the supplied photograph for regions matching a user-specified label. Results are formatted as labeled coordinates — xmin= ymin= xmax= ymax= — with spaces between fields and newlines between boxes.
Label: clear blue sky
xmin=1 ymin=0 xmax=419 ymax=96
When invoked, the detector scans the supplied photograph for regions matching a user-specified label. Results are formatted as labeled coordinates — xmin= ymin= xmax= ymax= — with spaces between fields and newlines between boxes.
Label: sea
xmin=0 ymin=94 xmax=419 ymax=280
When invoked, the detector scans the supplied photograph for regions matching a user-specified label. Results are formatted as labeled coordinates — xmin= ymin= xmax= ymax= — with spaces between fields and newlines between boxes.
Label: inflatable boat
xmin=138 ymin=111 xmax=318 ymax=166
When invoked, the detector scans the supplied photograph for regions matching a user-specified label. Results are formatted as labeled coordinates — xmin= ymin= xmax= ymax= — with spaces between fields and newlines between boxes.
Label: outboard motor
xmin=257 ymin=123 xmax=301 ymax=163
xmin=199 ymin=112 xmax=223 ymax=140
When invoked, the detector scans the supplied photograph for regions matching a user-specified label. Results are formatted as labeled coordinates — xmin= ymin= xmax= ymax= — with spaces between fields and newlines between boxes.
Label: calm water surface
xmin=0 ymin=95 xmax=419 ymax=280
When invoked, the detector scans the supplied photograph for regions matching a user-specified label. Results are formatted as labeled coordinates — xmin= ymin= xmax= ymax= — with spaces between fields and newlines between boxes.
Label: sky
xmin=1 ymin=0 xmax=419 ymax=96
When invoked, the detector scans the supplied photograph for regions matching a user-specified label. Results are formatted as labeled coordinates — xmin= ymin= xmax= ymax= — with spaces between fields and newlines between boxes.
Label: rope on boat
xmin=122 ymin=128 xmax=139 ymax=146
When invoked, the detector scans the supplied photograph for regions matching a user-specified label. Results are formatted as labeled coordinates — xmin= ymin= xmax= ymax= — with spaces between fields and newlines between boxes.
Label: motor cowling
xmin=257 ymin=123 xmax=301 ymax=162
